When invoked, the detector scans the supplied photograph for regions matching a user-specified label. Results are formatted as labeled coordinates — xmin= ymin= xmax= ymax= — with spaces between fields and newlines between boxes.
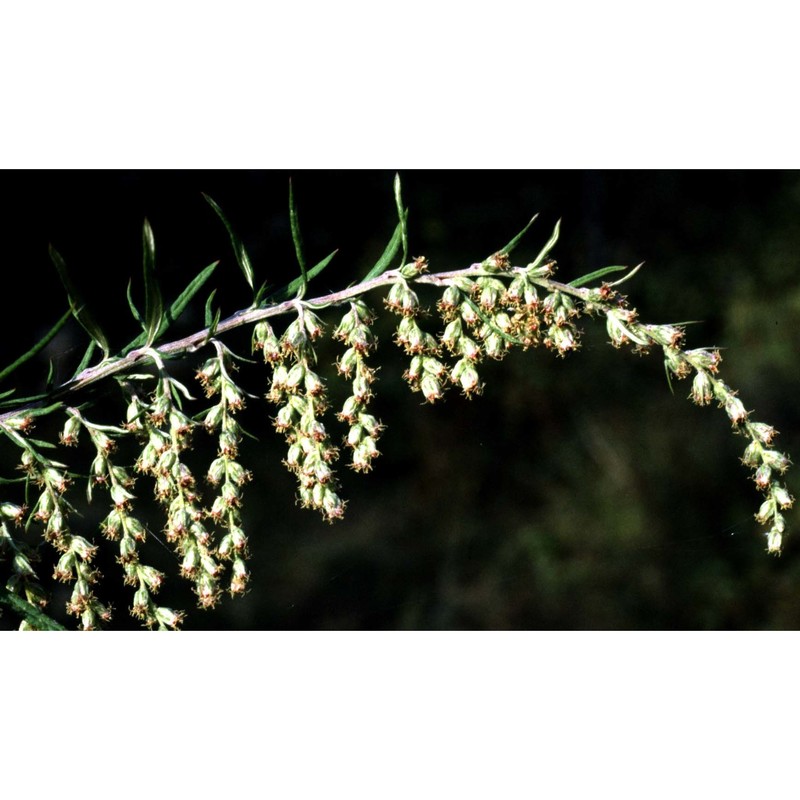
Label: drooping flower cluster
xmin=0 ymin=500 xmax=47 ymax=623
xmin=197 ymin=340 xmax=252 ymax=596
xmin=590 ymin=284 xmax=795 ymax=555
xmin=386 ymin=262 xmax=451 ymax=404
xmin=254 ymin=306 xmax=346 ymax=521
xmin=62 ymin=407 xmax=183 ymax=629
xmin=129 ymin=354 xmax=224 ymax=608
xmin=334 ymin=299 xmax=384 ymax=472
xmin=10 ymin=420 xmax=113 ymax=629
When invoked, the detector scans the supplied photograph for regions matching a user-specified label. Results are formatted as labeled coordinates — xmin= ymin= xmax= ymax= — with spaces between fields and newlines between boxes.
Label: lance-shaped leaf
xmin=142 ymin=219 xmax=164 ymax=348
xmin=607 ymin=262 xmax=645 ymax=288
xmin=0 ymin=391 xmax=51 ymax=410
xmin=568 ymin=265 xmax=628 ymax=288
xmin=203 ymin=194 xmax=255 ymax=294
xmin=163 ymin=260 xmax=219 ymax=329
xmin=289 ymin=179 xmax=308 ymax=298
xmin=126 ymin=278 xmax=144 ymax=327
xmin=361 ymin=215 xmax=407 ymax=282
xmin=394 ymin=173 xmax=408 ymax=267
xmin=0 ymin=587 xmax=66 ymax=631
xmin=0 ymin=307 xmax=72 ymax=384
xmin=205 ymin=289 xmax=219 ymax=329
xmin=497 ymin=213 xmax=539 ymax=257
xmin=49 ymin=246 xmax=110 ymax=358
xmin=122 ymin=260 xmax=219 ymax=355
xmin=266 ymin=249 xmax=337 ymax=304
xmin=71 ymin=340 xmax=97 ymax=380
xmin=203 ymin=290 xmax=221 ymax=347
xmin=527 ymin=218 xmax=561 ymax=271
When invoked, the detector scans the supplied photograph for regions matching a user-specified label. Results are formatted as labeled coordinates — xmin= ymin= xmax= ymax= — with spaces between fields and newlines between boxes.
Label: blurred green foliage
xmin=2 ymin=170 xmax=799 ymax=629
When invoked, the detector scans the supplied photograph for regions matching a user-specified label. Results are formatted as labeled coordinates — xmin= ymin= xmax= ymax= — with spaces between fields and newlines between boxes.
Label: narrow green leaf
xmin=205 ymin=289 xmax=218 ymax=329
xmin=394 ymin=173 xmax=408 ymax=266
xmin=0 ymin=475 xmax=26 ymax=485
xmin=49 ymin=246 xmax=110 ymax=358
xmin=463 ymin=297 xmax=526 ymax=348
xmin=0 ymin=587 xmax=66 ymax=631
xmin=0 ymin=306 xmax=72 ymax=385
xmin=203 ymin=194 xmax=255 ymax=293
xmin=362 ymin=218 xmax=404 ymax=282
xmin=142 ymin=219 xmax=164 ymax=348
xmin=0 ymin=389 xmax=15 ymax=400
xmin=664 ymin=360 xmax=675 ymax=396
xmin=0 ymin=402 xmax=64 ymax=426
xmin=25 ymin=437 xmax=58 ymax=450
xmin=253 ymin=280 xmax=270 ymax=307
xmin=568 ymin=265 xmax=628 ymax=288
xmin=266 ymin=250 xmax=337 ymax=305
xmin=71 ymin=340 xmax=97 ymax=379
xmin=0 ymin=392 xmax=51 ymax=410
xmin=126 ymin=278 xmax=144 ymax=327
xmin=122 ymin=260 xmax=219 ymax=355
xmin=527 ymin=218 xmax=561 ymax=270
xmin=208 ymin=308 xmax=221 ymax=341
xmin=498 ymin=213 xmax=539 ymax=257
xmin=607 ymin=261 xmax=645 ymax=287
xmin=28 ymin=402 xmax=66 ymax=419
xmin=162 ymin=260 xmax=219 ymax=330
xmin=289 ymin=179 xmax=308 ymax=298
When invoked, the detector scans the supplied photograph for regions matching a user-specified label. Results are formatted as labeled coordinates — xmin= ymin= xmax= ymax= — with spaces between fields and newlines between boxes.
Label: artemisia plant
xmin=0 ymin=176 xmax=792 ymax=629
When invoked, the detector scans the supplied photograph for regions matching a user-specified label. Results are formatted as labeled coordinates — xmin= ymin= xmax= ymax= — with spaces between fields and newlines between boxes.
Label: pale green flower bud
xmin=110 ymin=483 xmax=135 ymax=507
xmin=133 ymin=587 xmax=150 ymax=616
xmin=154 ymin=606 xmax=184 ymax=629
xmin=347 ymin=424 xmax=364 ymax=448
xmin=741 ymin=441 xmax=761 ymax=467
xmin=303 ymin=310 xmax=325 ymax=339
xmin=483 ymin=331 xmax=506 ymax=359
xmin=441 ymin=319 xmax=463 ymax=352
xmin=767 ymin=528 xmax=783 ymax=554
xmin=337 ymin=346 xmax=359 ymax=376
xmin=690 ymin=370 xmax=714 ymax=406
xmin=755 ymin=497 xmax=776 ymax=525
xmin=53 ymin=550 xmax=75 ymax=581
xmin=13 ymin=551 xmax=36 ymax=577
xmin=724 ymin=396 xmax=748 ymax=425
xmin=686 ymin=348 xmax=722 ymax=372
xmin=208 ymin=456 xmax=226 ymax=484
xmin=773 ymin=485 xmax=794 ymax=509
xmin=749 ymin=422 xmax=777 ymax=445
xmin=304 ymin=370 xmax=326 ymax=397
xmin=352 ymin=373 xmax=372 ymax=403
xmin=138 ymin=565 xmax=164 ymax=592
xmin=754 ymin=464 xmax=772 ymax=490
xmin=285 ymin=362 xmax=306 ymax=391
xmin=69 ymin=536 xmax=97 ymax=561
xmin=457 ymin=362 xmax=481 ymax=395
xmin=358 ymin=414 xmax=383 ymax=437
xmin=439 ymin=284 xmax=463 ymax=314
xmin=761 ymin=450 xmax=790 ymax=472
xmin=460 ymin=301 xmax=479 ymax=325
xmin=420 ymin=374 xmax=444 ymax=403
xmin=60 ymin=414 xmax=81 ymax=446
xmin=181 ymin=546 xmax=200 ymax=576
xmin=0 ymin=503 xmax=24 ymax=524
xmin=201 ymin=553 xmax=222 ymax=577
xmin=230 ymin=558 xmax=249 ymax=594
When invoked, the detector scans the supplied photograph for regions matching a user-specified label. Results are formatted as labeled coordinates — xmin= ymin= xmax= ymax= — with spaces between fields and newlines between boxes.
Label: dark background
xmin=2 ymin=170 xmax=799 ymax=630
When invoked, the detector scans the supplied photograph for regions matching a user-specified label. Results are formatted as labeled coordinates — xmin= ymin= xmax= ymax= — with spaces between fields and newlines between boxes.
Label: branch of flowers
xmin=0 ymin=264 xmax=585 ymax=425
